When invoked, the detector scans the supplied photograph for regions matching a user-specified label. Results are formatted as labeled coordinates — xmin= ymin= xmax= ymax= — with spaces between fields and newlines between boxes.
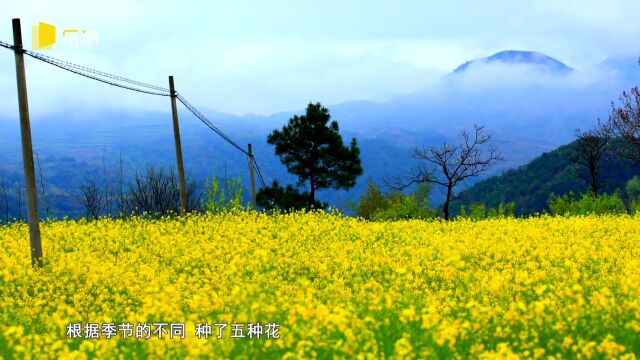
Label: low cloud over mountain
xmin=1 ymin=49 xmax=639 ymax=213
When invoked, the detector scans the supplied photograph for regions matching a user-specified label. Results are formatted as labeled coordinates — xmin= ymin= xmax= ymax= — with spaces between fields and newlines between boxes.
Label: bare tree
xmin=80 ymin=178 xmax=103 ymax=220
xmin=118 ymin=152 xmax=125 ymax=216
xmin=35 ymin=152 xmax=50 ymax=219
xmin=570 ymin=121 xmax=611 ymax=195
xmin=15 ymin=181 xmax=23 ymax=221
xmin=124 ymin=166 xmax=199 ymax=217
xmin=609 ymin=86 xmax=640 ymax=160
xmin=388 ymin=125 xmax=503 ymax=220
xmin=0 ymin=168 xmax=8 ymax=223
xmin=102 ymin=152 xmax=113 ymax=217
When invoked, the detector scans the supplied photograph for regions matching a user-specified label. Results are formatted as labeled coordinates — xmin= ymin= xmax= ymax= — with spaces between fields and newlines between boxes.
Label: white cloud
xmin=0 ymin=0 xmax=639 ymax=117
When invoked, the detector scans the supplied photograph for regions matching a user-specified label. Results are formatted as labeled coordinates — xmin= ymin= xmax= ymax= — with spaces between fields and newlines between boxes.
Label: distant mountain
xmin=453 ymin=50 xmax=573 ymax=74
xmin=449 ymin=139 xmax=640 ymax=216
xmin=326 ymin=50 xmax=627 ymax=168
xmin=0 ymin=111 xmax=424 ymax=219
xmin=1 ymin=49 xmax=639 ymax=219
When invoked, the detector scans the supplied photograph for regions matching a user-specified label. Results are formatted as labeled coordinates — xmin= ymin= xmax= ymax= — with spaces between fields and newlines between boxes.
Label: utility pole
xmin=12 ymin=18 xmax=43 ymax=268
xmin=248 ymin=144 xmax=257 ymax=211
xmin=168 ymin=76 xmax=188 ymax=214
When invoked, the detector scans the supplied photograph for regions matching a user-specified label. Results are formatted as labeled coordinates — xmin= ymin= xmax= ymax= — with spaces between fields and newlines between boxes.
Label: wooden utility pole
xmin=12 ymin=18 xmax=43 ymax=268
xmin=168 ymin=76 xmax=188 ymax=214
xmin=248 ymin=144 xmax=257 ymax=211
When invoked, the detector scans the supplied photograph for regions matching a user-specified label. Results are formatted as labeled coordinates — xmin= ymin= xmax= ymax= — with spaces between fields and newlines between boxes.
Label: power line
xmin=253 ymin=158 xmax=267 ymax=187
xmin=1 ymin=39 xmax=268 ymax=188
xmin=247 ymin=153 xmax=266 ymax=188
xmin=25 ymin=50 xmax=170 ymax=92
xmin=0 ymin=43 xmax=170 ymax=95
xmin=177 ymin=95 xmax=268 ymax=187
xmin=176 ymin=95 xmax=249 ymax=156
xmin=25 ymin=51 xmax=172 ymax=96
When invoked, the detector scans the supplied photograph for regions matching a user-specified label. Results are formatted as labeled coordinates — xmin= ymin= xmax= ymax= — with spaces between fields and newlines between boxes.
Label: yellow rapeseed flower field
xmin=0 ymin=212 xmax=639 ymax=359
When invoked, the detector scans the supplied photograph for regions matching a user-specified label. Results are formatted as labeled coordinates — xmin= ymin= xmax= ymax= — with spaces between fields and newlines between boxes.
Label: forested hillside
xmin=450 ymin=139 xmax=640 ymax=215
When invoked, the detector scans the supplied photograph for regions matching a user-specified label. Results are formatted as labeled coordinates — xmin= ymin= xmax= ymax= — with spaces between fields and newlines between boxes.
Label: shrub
xmin=257 ymin=180 xmax=325 ymax=212
xmin=203 ymin=175 xmax=247 ymax=213
xmin=371 ymin=192 xmax=437 ymax=221
xmin=547 ymin=191 xmax=626 ymax=216
xmin=458 ymin=202 xmax=515 ymax=220
xmin=124 ymin=166 xmax=199 ymax=217
xmin=623 ymin=176 xmax=640 ymax=213
xmin=356 ymin=182 xmax=437 ymax=221
xmin=356 ymin=181 xmax=389 ymax=220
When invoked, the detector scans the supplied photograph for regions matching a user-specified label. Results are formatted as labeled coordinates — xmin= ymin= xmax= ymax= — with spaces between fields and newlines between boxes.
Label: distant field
xmin=0 ymin=213 xmax=638 ymax=358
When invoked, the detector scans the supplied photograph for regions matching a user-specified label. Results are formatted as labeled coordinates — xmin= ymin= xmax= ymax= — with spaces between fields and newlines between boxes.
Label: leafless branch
xmin=398 ymin=124 xmax=502 ymax=220
xmin=609 ymin=86 xmax=640 ymax=159
xmin=570 ymin=120 xmax=610 ymax=194
xmin=35 ymin=152 xmax=50 ymax=219
xmin=80 ymin=178 xmax=103 ymax=220
xmin=0 ymin=168 xmax=8 ymax=223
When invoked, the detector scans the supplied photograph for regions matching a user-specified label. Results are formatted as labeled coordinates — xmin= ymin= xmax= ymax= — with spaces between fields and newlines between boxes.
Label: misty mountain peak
xmin=453 ymin=50 xmax=573 ymax=74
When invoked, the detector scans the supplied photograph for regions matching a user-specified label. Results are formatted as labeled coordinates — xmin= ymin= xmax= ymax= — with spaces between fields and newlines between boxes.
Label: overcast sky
xmin=1 ymin=0 xmax=640 ymax=117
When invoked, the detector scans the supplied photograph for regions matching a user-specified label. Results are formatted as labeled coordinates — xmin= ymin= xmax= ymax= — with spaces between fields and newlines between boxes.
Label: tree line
xmin=2 ymin=68 xmax=640 ymax=222
xmin=255 ymin=102 xmax=502 ymax=220
xmin=254 ymin=79 xmax=640 ymax=220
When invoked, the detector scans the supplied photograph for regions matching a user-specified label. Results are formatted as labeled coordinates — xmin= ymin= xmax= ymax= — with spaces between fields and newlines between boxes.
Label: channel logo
xmin=32 ymin=21 xmax=56 ymax=50
xmin=31 ymin=21 xmax=99 ymax=50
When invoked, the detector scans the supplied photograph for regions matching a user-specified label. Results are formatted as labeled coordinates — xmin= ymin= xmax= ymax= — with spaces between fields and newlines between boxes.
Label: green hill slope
xmin=450 ymin=139 xmax=640 ymax=215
